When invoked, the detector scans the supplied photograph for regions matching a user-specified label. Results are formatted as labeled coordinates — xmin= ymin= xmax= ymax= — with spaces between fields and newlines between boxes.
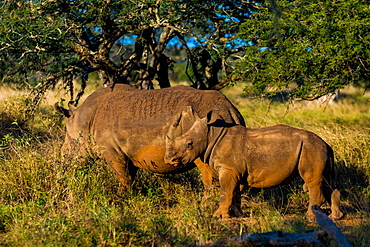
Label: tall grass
xmin=0 ymin=84 xmax=369 ymax=246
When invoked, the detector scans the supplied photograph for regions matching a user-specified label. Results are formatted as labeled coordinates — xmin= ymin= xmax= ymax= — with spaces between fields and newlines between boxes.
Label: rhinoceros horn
xmin=167 ymin=105 xmax=201 ymax=140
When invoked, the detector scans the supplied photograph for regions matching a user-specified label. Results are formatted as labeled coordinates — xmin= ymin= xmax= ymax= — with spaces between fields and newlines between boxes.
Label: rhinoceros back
xmin=82 ymin=84 xmax=245 ymax=129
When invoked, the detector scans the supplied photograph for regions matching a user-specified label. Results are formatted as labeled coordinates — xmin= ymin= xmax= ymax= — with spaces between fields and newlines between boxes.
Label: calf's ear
xmin=206 ymin=111 xmax=223 ymax=125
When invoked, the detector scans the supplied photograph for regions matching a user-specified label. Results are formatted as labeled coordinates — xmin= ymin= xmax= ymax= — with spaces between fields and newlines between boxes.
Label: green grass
xmin=0 ymin=84 xmax=369 ymax=246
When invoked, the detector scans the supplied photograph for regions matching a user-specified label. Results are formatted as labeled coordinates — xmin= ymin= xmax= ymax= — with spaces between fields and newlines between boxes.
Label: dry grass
xmin=0 ymin=84 xmax=369 ymax=246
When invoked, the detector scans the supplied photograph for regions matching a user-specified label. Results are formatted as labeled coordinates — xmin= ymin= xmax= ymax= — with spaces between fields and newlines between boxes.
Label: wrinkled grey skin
xmin=165 ymin=109 xmax=343 ymax=219
xmin=55 ymin=84 xmax=245 ymax=190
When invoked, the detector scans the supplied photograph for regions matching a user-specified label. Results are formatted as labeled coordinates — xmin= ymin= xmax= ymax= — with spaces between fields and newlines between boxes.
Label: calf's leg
xmin=330 ymin=189 xmax=343 ymax=219
xmin=213 ymin=168 xmax=240 ymax=218
xmin=307 ymin=180 xmax=343 ymax=219
xmin=323 ymin=183 xmax=344 ymax=219
xmin=304 ymin=179 xmax=326 ymax=218
xmin=194 ymin=158 xmax=219 ymax=189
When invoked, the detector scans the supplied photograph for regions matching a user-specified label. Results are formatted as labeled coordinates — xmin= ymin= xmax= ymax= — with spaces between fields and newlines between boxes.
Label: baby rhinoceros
xmin=165 ymin=108 xmax=343 ymax=219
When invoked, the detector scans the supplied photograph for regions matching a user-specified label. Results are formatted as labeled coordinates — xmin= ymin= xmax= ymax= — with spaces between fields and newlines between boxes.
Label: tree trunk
xmin=157 ymin=54 xmax=172 ymax=88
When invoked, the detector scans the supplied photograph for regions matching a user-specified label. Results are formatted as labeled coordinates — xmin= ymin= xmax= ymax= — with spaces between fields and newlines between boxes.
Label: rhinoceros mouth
xmin=176 ymin=160 xmax=191 ymax=167
xmin=165 ymin=156 xmax=183 ymax=167
xmin=167 ymin=161 xmax=182 ymax=167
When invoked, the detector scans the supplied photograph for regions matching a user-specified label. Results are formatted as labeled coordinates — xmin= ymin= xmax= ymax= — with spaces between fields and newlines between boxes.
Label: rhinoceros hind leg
xmin=329 ymin=189 xmax=344 ymax=220
xmin=305 ymin=181 xmax=326 ymax=217
xmin=322 ymin=180 xmax=344 ymax=220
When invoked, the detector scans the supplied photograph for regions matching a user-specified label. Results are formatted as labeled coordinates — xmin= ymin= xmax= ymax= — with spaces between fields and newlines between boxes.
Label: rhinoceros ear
xmin=54 ymin=102 xmax=73 ymax=118
xmin=68 ymin=101 xmax=77 ymax=111
xmin=206 ymin=110 xmax=223 ymax=125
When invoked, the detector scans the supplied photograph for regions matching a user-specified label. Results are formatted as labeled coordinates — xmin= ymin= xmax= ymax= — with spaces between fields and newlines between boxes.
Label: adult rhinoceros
xmin=55 ymin=84 xmax=245 ymax=190
xmin=165 ymin=108 xmax=343 ymax=219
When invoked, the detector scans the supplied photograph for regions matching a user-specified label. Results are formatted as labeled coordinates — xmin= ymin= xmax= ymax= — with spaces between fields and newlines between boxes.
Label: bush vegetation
xmin=0 ymin=84 xmax=369 ymax=246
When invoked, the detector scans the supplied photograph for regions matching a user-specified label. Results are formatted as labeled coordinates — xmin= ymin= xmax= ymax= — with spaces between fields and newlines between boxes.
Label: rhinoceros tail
xmin=328 ymin=144 xmax=336 ymax=188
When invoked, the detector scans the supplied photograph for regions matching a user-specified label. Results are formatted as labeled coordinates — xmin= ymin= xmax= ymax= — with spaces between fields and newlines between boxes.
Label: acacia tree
xmin=0 ymin=0 xmax=257 ymax=104
xmin=233 ymin=0 xmax=370 ymax=100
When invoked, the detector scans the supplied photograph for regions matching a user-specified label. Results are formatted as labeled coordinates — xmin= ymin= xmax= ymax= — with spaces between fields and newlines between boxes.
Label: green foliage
xmin=0 ymin=1 xmax=75 ymax=79
xmin=3 ymin=0 xmax=368 ymax=104
xmin=0 ymin=0 xmax=259 ymax=103
xmin=234 ymin=0 xmax=370 ymax=100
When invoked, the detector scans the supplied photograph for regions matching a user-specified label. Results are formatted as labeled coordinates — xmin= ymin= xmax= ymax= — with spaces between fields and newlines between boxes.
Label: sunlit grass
xmin=0 ymin=84 xmax=369 ymax=246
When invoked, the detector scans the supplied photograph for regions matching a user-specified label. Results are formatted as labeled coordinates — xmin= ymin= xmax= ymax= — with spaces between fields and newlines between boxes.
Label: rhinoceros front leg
xmin=110 ymin=159 xmax=138 ymax=190
xmin=101 ymin=151 xmax=137 ymax=190
xmin=194 ymin=158 xmax=218 ymax=189
xmin=213 ymin=168 xmax=241 ymax=218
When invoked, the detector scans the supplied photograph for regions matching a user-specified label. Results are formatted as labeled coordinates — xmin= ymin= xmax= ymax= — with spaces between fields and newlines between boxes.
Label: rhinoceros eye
xmin=186 ymin=140 xmax=193 ymax=149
